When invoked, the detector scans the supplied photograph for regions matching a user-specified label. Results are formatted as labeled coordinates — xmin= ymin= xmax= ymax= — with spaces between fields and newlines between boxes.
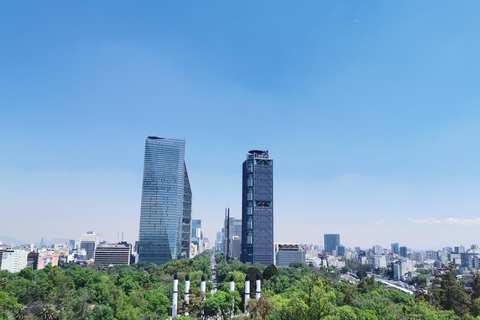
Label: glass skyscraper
xmin=324 ymin=234 xmax=340 ymax=254
xmin=138 ymin=137 xmax=192 ymax=266
xmin=241 ymin=150 xmax=274 ymax=266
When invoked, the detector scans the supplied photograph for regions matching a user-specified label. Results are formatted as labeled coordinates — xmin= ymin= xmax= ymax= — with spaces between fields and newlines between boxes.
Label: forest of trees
xmin=1 ymin=251 xmax=480 ymax=319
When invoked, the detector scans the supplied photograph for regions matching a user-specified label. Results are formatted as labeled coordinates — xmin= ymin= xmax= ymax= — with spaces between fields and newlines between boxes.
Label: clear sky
xmin=1 ymin=1 xmax=480 ymax=251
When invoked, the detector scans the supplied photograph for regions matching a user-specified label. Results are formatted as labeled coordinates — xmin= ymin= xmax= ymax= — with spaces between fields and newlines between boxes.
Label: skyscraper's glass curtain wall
xmin=138 ymin=137 xmax=192 ymax=265
xmin=241 ymin=150 xmax=274 ymax=266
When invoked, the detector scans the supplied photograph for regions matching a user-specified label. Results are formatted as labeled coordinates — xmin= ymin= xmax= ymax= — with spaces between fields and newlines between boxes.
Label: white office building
xmin=1 ymin=250 xmax=29 ymax=273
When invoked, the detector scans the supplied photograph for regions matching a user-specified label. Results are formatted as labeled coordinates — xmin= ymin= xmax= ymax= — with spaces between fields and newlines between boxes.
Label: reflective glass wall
xmin=138 ymin=137 xmax=191 ymax=265
xmin=241 ymin=150 xmax=274 ymax=265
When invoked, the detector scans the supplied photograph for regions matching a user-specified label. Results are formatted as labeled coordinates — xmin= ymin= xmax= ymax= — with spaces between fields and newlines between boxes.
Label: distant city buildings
xmin=455 ymin=245 xmax=466 ymax=254
xmin=191 ymin=219 xmax=205 ymax=257
xmin=1 ymin=249 xmax=28 ymax=273
xmin=337 ymin=245 xmax=345 ymax=257
xmin=275 ymin=243 xmax=305 ymax=267
xmin=215 ymin=232 xmax=222 ymax=251
xmin=94 ymin=242 xmax=132 ymax=266
xmin=192 ymin=220 xmax=202 ymax=239
xmin=241 ymin=150 xmax=274 ymax=266
xmin=391 ymin=243 xmax=399 ymax=255
xmin=138 ymin=137 xmax=192 ymax=266
xmin=80 ymin=231 xmax=99 ymax=260
xmin=223 ymin=210 xmax=242 ymax=260
xmin=324 ymin=234 xmax=340 ymax=255
xmin=373 ymin=245 xmax=382 ymax=255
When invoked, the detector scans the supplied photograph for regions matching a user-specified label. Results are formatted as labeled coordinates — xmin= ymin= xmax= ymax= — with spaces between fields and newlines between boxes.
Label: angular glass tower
xmin=241 ymin=150 xmax=274 ymax=266
xmin=138 ymin=137 xmax=192 ymax=266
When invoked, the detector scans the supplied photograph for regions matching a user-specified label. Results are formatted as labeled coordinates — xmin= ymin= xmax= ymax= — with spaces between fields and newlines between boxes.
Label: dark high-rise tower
xmin=138 ymin=137 xmax=192 ymax=265
xmin=241 ymin=150 xmax=274 ymax=265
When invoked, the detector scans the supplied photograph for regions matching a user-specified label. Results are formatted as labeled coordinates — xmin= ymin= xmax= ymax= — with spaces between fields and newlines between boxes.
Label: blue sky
xmin=1 ymin=1 xmax=480 ymax=250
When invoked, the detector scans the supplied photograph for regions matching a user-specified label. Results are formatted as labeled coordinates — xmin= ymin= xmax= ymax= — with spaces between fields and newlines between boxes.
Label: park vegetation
xmin=1 ymin=251 xmax=480 ymax=319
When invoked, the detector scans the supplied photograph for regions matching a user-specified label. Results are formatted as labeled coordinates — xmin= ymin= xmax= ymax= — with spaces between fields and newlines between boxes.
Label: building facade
xmin=373 ymin=245 xmax=383 ymax=255
xmin=224 ymin=214 xmax=242 ymax=259
xmin=138 ymin=137 xmax=192 ymax=266
xmin=192 ymin=220 xmax=201 ymax=238
xmin=1 ymin=250 xmax=29 ymax=273
xmin=337 ymin=245 xmax=346 ymax=257
xmin=391 ymin=243 xmax=399 ymax=254
xmin=275 ymin=243 xmax=305 ymax=267
xmin=80 ymin=231 xmax=99 ymax=260
xmin=324 ymin=234 xmax=340 ymax=255
xmin=94 ymin=242 xmax=132 ymax=266
xmin=241 ymin=150 xmax=274 ymax=266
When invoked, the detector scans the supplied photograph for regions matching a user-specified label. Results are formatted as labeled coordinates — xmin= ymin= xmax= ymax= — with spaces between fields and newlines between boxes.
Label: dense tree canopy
xmin=1 ymin=253 xmax=479 ymax=320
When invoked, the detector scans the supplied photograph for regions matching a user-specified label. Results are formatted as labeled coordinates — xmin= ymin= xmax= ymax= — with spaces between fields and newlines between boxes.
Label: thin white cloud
xmin=407 ymin=218 xmax=480 ymax=226
xmin=370 ymin=220 xmax=385 ymax=225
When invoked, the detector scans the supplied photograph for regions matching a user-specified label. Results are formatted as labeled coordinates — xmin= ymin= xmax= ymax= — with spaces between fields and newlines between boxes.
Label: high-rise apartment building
xmin=241 ymin=150 xmax=274 ymax=266
xmin=138 ymin=137 xmax=192 ymax=266
xmin=324 ymin=234 xmax=340 ymax=254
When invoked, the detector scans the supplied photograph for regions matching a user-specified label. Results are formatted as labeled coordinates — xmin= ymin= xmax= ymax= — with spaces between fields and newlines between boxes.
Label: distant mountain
xmin=0 ymin=236 xmax=72 ymax=247
xmin=0 ymin=235 xmax=28 ymax=246
xmin=45 ymin=238 xmax=71 ymax=245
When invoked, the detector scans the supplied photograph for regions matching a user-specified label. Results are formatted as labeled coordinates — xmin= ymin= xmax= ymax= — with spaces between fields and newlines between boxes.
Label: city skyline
xmin=1 ymin=1 xmax=480 ymax=250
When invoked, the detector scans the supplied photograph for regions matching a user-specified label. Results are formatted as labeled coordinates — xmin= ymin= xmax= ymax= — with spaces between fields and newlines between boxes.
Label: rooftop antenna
xmin=225 ymin=208 xmax=230 ymax=260
xmin=122 ymin=232 xmax=124 ymax=242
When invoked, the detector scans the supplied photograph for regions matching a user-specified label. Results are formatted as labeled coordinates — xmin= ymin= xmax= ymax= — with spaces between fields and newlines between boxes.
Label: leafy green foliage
xmin=2 ymin=254 xmax=480 ymax=320
xmin=263 ymin=264 xmax=279 ymax=281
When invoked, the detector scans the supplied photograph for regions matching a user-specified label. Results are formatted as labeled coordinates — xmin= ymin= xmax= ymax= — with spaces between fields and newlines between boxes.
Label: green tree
xmin=430 ymin=265 xmax=470 ymax=317
xmin=412 ymin=274 xmax=428 ymax=287
xmin=144 ymin=289 xmax=170 ymax=316
xmin=40 ymin=304 xmax=58 ymax=320
xmin=86 ymin=305 xmax=115 ymax=320
xmin=12 ymin=304 xmax=28 ymax=320
xmin=204 ymin=291 xmax=237 ymax=320
xmin=246 ymin=295 xmax=273 ymax=320
xmin=246 ymin=267 xmax=261 ymax=297
xmin=402 ymin=300 xmax=459 ymax=319
xmin=289 ymin=261 xmax=308 ymax=269
xmin=357 ymin=275 xmax=377 ymax=294
xmin=262 ymin=264 xmax=279 ymax=281
xmin=179 ymin=288 xmax=205 ymax=320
